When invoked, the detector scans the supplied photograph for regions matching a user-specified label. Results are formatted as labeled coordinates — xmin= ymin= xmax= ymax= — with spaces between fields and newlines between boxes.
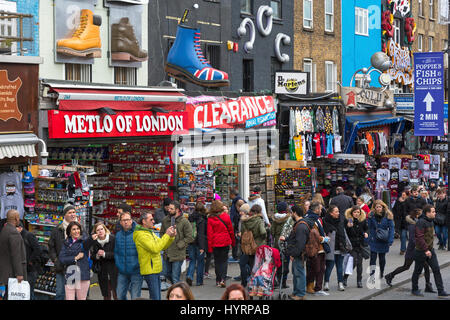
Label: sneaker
xmin=338 ymin=282 xmax=345 ymax=291
xmin=438 ymin=245 xmax=444 ymax=250
xmin=400 ymin=251 xmax=405 ymax=255
xmin=186 ymin=278 xmax=192 ymax=286
xmin=233 ymin=276 xmax=241 ymax=281
xmin=438 ymin=291 xmax=449 ymax=299
xmin=161 ymin=281 xmax=171 ymax=291
xmin=324 ymin=282 xmax=329 ymax=291
xmin=204 ymin=273 xmax=212 ymax=279
xmin=314 ymin=290 xmax=330 ymax=296
xmin=219 ymin=281 xmax=226 ymax=288
xmin=425 ymin=283 xmax=436 ymax=293
xmin=411 ymin=290 xmax=424 ymax=297
xmin=357 ymin=282 xmax=363 ymax=288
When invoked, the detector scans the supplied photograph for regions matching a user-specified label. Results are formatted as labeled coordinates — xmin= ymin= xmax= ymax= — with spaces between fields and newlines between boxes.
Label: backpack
xmin=285 ymin=219 xmax=320 ymax=258
xmin=241 ymin=230 xmax=258 ymax=255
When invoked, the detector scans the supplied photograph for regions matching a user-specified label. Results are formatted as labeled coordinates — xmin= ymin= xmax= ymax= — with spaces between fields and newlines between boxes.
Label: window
xmin=65 ymin=63 xmax=92 ymax=82
xmin=418 ymin=34 xmax=423 ymax=51
xmin=0 ymin=1 xmax=17 ymax=55
xmin=429 ymin=36 xmax=433 ymax=51
xmin=355 ymin=7 xmax=369 ymax=36
xmin=443 ymin=39 xmax=448 ymax=51
xmin=114 ymin=67 xmax=137 ymax=86
xmin=429 ymin=0 xmax=434 ymax=19
xmin=206 ymin=45 xmax=221 ymax=70
xmin=303 ymin=58 xmax=316 ymax=93
xmin=324 ymin=0 xmax=334 ymax=32
xmin=393 ymin=19 xmax=401 ymax=44
xmin=303 ymin=0 xmax=313 ymax=29
xmin=418 ymin=0 xmax=424 ymax=16
xmin=243 ymin=59 xmax=254 ymax=92
xmin=325 ymin=61 xmax=337 ymax=93
xmin=241 ymin=0 xmax=252 ymax=15
xmin=271 ymin=1 xmax=282 ymax=19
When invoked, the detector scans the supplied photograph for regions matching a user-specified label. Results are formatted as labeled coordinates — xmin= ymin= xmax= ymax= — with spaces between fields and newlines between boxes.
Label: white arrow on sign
xmin=423 ymin=92 xmax=435 ymax=112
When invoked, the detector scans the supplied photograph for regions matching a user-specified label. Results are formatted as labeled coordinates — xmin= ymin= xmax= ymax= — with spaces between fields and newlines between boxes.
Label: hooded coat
xmin=207 ymin=211 xmax=235 ymax=253
xmin=367 ymin=210 xmax=395 ymax=253
xmin=344 ymin=209 xmax=368 ymax=249
xmin=240 ymin=213 xmax=267 ymax=248
xmin=270 ymin=213 xmax=290 ymax=250
xmin=248 ymin=194 xmax=269 ymax=225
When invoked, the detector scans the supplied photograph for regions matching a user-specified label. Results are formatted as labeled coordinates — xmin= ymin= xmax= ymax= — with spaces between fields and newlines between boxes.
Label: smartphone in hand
xmin=171 ymin=216 xmax=176 ymax=227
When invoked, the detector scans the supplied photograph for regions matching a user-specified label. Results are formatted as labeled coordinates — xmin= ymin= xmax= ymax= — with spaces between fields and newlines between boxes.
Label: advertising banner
xmin=414 ymin=52 xmax=445 ymax=136
xmin=275 ymin=72 xmax=308 ymax=95
xmin=187 ymin=96 xmax=276 ymax=129
xmin=48 ymin=110 xmax=188 ymax=139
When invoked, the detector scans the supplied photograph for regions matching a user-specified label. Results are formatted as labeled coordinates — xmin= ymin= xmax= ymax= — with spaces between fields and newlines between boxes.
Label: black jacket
xmin=154 ymin=207 xmax=168 ymax=225
xmin=344 ymin=218 xmax=368 ymax=249
xmin=48 ymin=223 xmax=67 ymax=274
xmin=405 ymin=196 xmax=426 ymax=216
xmin=435 ymin=197 xmax=449 ymax=227
xmin=188 ymin=211 xmax=207 ymax=251
xmin=287 ymin=218 xmax=310 ymax=259
xmin=330 ymin=194 xmax=354 ymax=217
xmin=393 ymin=199 xmax=408 ymax=231
xmin=90 ymin=234 xmax=119 ymax=296
xmin=20 ymin=228 xmax=42 ymax=273
xmin=230 ymin=195 xmax=243 ymax=227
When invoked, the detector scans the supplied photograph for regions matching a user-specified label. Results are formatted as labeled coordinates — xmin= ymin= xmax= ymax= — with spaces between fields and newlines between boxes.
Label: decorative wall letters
xmin=386 ymin=39 xmax=413 ymax=87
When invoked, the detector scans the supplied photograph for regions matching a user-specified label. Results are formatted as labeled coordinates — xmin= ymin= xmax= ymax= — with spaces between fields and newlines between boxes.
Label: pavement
xmin=54 ymin=237 xmax=450 ymax=300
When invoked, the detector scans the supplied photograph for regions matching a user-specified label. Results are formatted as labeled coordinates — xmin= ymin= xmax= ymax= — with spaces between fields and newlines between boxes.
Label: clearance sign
xmin=187 ymin=95 xmax=276 ymax=129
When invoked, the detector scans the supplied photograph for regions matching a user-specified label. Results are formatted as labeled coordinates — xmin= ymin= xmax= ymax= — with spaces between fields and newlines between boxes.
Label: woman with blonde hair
xmin=367 ymin=199 xmax=395 ymax=280
xmin=91 ymin=222 xmax=119 ymax=300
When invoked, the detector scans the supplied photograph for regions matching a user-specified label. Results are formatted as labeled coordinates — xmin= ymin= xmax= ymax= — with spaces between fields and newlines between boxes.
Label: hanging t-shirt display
xmin=0 ymin=193 xmax=24 ymax=219
xmin=0 ymin=172 xmax=22 ymax=196
xmin=388 ymin=157 xmax=402 ymax=170
xmin=334 ymin=135 xmax=342 ymax=153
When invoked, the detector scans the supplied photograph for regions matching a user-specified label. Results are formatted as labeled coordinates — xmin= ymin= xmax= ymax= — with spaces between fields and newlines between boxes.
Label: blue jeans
xmin=186 ymin=245 xmax=205 ymax=285
xmin=324 ymin=254 xmax=344 ymax=283
xmin=400 ymin=229 xmax=408 ymax=252
xmin=163 ymin=259 xmax=183 ymax=284
xmin=116 ymin=273 xmax=143 ymax=300
xmin=291 ymin=257 xmax=306 ymax=297
xmin=55 ymin=272 xmax=66 ymax=300
xmin=143 ymin=274 xmax=161 ymax=300
xmin=435 ymin=225 xmax=448 ymax=247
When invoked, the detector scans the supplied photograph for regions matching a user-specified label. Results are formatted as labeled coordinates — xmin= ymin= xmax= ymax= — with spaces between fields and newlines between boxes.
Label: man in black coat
xmin=287 ymin=207 xmax=310 ymax=300
xmin=405 ymin=186 xmax=427 ymax=216
xmin=0 ymin=210 xmax=27 ymax=299
xmin=17 ymin=223 xmax=42 ymax=300
xmin=330 ymin=187 xmax=354 ymax=217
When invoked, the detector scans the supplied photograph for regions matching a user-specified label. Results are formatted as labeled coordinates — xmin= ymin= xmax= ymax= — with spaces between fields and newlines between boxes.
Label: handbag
xmin=92 ymin=260 xmax=101 ymax=274
xmin=7 ymin=278 xmax=30 ymax=300
xmin=361 ymin=245 xmax=370 ymax=260
xmin=375 ymin=228 xmax=390 ymax=242
xmin=434 ymin=212 xmax=446 ymax=226
xmin=343 ymin=229 xmax=353 ymax=252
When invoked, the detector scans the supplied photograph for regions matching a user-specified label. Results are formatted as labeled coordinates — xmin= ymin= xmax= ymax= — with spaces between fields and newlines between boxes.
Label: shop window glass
xmin=243 ymin=59 xmax=254 ymax=92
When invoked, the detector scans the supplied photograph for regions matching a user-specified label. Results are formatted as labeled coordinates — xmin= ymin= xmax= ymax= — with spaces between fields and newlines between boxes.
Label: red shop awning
xmin=51 ymin=88 xmax=187 ymax=112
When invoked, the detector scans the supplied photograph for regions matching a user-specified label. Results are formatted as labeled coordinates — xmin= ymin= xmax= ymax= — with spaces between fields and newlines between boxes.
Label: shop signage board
xmin=187 ymin=95 xmax=276 ymax=129
xmin=48 ymin=110 xmax=188 ymax=139
xmin=414 ymin=52 xmax=445 ymax=136
xmin=394 ymin=93 xmax=414 ymax=114
xmin=275 ymin=71 xmax=308 ymax=95
xmin=341 ymin=86 xmax=394 ymax=109
xmin=0 ymin=70 xmax=22 ymax=121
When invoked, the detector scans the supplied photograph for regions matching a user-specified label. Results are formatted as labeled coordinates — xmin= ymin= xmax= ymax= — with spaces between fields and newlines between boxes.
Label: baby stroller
xmin=248 ymin=245 xmax=287 ymax=300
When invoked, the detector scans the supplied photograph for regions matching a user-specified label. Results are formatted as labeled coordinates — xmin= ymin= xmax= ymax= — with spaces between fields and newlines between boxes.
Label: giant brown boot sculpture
xmin=111 ymin=17 xmax=148 ymax=62
xmin=57 ymin=9 xmax=102 ymax=58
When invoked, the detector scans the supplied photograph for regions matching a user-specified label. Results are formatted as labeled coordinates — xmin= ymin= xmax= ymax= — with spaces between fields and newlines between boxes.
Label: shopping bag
xmin=7 ymin=278 xmax=30 ymax=300
xmin=343 ymin=254 xmax=353 ymax=275
xmin=181 ymin=259 xmax=187 ymax=273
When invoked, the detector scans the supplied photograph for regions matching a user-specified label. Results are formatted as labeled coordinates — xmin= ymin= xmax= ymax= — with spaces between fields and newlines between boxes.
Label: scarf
xmin=323 ymin=213 xmax=346 ymax=250
xmin=97 ymin=234 xmax=110 ymax=247
xmin=62 ymin=219 xmax=70 ymax=239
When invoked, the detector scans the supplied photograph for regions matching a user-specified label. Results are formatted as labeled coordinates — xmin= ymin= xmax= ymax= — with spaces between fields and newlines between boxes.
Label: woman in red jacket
xmin=207 ymin=200 xmax=235 ymax=288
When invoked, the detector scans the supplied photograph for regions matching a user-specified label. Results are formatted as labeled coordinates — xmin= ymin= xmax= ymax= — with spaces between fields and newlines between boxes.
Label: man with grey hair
xmin=0 ymin=209 xmax=27 ymax=299
xmin=330 ymin=187 xmax=354 ymax=217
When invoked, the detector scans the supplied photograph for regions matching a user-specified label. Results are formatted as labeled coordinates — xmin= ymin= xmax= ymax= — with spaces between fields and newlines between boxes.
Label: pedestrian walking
xmin=161 ymin=201 xmax=193 ymax=285
xmin=434 ymin=188 xmax=448 ymax=250
xmin=393 ymin=191 xmax=409 ymax=253
xmin=207 ymin=200 xmax=235 ymax=288
xmin=239 ymin=204 xmax=266 ymax=288
xmin=186 ymin=201 xmax=208 ymax=286
xmin=0 ymin=210 xmax=27 ymax=299
xmin=248 ymin=186 xmax=270 ymax=227
xmin=343 ymin=205 xmax=368 ymax=288
xmin=90 ymin=222 xmax=119 ymax=300
xmin=329 ymin=187 xmax=354 ymax=218
xmin=114 ymin=211 xmax=143 ymax=300
xmin=421 ymin=190 xmax=434 ymax=206
xmin=323 ymin=205 xmax=348 ymax=292
xmin=221 ymin=283 xmax=249 ymax=300
xmin=304 ymin=201 xmax=329 ymax=295
xmin=58 ymin=221 xmax=98 ymax=300
xmin=384 ymin=208 xmax=434 ymax=292
xmin=270 ymin=201 xmax=291 ymax=289
xmin=367 ymin=200 xmax=395 ymax=280
xmin=411 ymin=205 xmax=448 ymax=298
xmin=48 ymin=204 xmax=79 ymax=300
xmin=16 ymin=222 xmax=42 ymax=300
xmin=134 ymin=212 xmax=176 ymax=300
xmin=405 ymin=186 xmax=427 ymax=217
xmin=167 ymin=282 xmax=195 ymax=300
xmin=286 ymin=204 xmax=310 ymax=300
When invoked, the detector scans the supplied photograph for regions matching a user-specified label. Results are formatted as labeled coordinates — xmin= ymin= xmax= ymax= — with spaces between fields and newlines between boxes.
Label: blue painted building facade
xmin=341 ymin=0 xmax=381 ymax=87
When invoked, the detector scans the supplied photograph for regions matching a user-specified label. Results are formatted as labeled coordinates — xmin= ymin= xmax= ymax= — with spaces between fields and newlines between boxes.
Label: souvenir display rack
xmin=274 ymin=162 xmax=314 ymax=207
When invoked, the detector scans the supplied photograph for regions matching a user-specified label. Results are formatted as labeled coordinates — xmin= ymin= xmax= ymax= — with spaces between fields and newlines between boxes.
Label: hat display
xmin=24 ymin=198 xmax=35 ymax=208
xmin=22 ymin=171 xmax=34 ymax=183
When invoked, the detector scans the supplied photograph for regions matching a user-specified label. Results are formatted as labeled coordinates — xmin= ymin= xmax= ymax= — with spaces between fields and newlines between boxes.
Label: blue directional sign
xmin=414 ymin=52 xmax=445 ymax=136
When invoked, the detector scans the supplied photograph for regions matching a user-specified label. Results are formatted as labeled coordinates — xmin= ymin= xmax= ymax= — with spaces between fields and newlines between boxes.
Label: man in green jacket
xmin=134 ymin=212 xmax=176 ymax=300
xmin=160 ymin=201 xmax=193 ymax=285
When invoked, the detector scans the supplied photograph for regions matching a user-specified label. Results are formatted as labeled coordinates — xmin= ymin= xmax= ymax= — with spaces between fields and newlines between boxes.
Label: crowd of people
xmin=0 ymin=184 xmax=449 ymax=300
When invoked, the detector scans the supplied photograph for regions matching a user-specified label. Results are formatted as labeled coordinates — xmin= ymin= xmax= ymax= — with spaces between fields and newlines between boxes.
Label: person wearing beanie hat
xmin=276 ymin=202 xmax=288 ymax=213
xmin=48 ymin=203 xmax=78 ymax=300
xmin=154 ymin=198 xmax=173 ymax=225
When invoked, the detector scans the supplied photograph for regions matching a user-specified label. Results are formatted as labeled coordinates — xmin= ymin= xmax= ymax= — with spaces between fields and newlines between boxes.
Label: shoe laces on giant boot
xmin=57 ymin=9 xmax=101 ymax=57
xmin=111 ymin=17 xmax=148 ymax=62
xmin=165 ymin=24 xmax=229 ymax=87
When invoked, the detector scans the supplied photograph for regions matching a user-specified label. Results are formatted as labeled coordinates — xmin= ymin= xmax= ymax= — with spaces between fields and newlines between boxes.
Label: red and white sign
xmin=187 ymin=95 xmax=276 ymax=129
xmin=48 ymin=110 xmax=188 ymax=139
